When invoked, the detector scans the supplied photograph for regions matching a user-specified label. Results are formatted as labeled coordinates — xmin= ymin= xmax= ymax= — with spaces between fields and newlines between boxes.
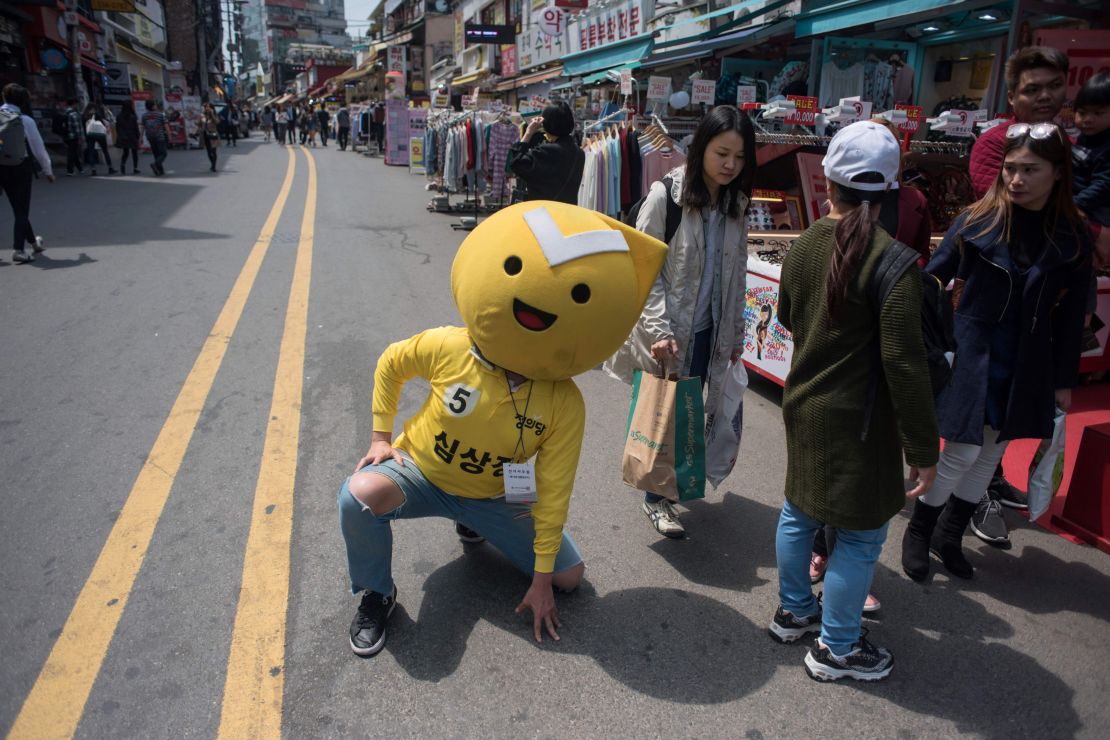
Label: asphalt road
xmin=1 ymin=136 xmax=1108 ymax=739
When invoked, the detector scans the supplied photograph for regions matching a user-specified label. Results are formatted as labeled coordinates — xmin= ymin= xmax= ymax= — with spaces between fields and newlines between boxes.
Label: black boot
xmin=929 ymin=497 xmax=977 ymax=579
xmin=901 ymin=499 xmax=945 ymax=582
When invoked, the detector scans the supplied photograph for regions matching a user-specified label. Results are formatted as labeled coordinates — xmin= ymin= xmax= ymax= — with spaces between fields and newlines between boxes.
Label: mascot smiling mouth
xmin=513 ymin=298 xmax=558 ymax=331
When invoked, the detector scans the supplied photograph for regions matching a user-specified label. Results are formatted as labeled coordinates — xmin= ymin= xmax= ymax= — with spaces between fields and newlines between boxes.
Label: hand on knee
xmin=348 ymin=473 xmax=404 ymax=516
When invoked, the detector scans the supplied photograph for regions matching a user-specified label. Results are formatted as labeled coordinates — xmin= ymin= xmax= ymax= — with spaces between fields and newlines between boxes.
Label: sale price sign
xmin=691 ymin=79 xmax=716 ymax=106
xmin=895 ymin=104 xmax=924 ymax=133
xmin=736 ymin=85 xmax=757 ymax=105
xmin=647 ymin=76 xmax=670 ymax=101
xmin=784 ymin=95 xmax=818 ymax=125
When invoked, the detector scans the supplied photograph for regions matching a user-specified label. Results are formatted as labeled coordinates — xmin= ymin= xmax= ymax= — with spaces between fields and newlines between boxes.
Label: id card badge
xmin=503 ymin=462 xmax=537 ymax=504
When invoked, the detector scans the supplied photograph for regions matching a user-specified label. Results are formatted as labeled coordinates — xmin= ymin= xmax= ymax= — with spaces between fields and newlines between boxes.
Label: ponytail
xmin=826 ymin=179 xmax=881 ymax=320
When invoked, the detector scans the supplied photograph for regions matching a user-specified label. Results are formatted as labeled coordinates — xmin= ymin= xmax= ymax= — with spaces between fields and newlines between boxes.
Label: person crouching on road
xmin=901 ymin=122 xmax=1092 ymax=583
xmin=770 ymin=121 xmax=939 ymax=682
xmin=0 ymin=83 xmax=54 ymax=264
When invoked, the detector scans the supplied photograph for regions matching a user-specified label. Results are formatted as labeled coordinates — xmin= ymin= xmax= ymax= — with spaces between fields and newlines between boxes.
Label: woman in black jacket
xmin=901 ymin=122 xmax=1092 ymax=583
xmin=508 ymin=101 xmax=584 ymax=204
xmin=115 ymin=100 xmax=140 ymax=175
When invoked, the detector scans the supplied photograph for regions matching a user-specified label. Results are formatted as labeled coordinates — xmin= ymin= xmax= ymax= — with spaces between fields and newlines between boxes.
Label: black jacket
xmin=508 ymin=133 xmax=584 ymax=204
xmin=927 ymin=210 xmax=1092 ymax=444
xmin=1073 ymin=128 xmax=1110 ymax=226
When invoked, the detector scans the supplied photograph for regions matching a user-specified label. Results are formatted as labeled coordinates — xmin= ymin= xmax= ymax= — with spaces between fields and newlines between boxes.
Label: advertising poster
xmin=384 ymin=99 xmax=409 ymax=166
xmin=162 ymin=93 xmax=188 ymax=147
xmin=741 ymin=271 xmax=793 ymax=385
xmin=410 ymin=137 xmax=425 ymax=174
xmin=180 ymin=95 xmax=203 ymax=147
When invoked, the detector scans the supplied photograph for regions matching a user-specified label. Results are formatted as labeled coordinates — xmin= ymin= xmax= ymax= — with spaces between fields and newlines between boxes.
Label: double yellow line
xmin=10 ymin=146 xmax=316 ymax=740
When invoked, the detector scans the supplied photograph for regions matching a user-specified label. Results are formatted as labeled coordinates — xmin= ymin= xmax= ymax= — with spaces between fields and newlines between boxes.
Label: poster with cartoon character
xmin=742 ymin=269 xmax=793 ymax=385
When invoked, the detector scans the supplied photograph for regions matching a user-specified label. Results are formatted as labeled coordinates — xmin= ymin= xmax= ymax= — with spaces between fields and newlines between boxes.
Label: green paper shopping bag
xmin=621 ymin=368 xmax=706 ymax=502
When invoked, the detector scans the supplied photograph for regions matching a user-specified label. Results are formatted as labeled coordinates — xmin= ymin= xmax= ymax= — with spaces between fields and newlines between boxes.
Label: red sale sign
xmin=895 ymin=104 xmax=924 ymax=133
xmin=784 ymin=96 xmax=818 ymax=125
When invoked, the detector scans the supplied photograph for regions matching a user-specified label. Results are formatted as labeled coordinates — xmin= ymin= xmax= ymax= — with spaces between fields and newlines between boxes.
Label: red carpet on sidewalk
xmin=1002 ymin=382 xmax=1110 ymax=547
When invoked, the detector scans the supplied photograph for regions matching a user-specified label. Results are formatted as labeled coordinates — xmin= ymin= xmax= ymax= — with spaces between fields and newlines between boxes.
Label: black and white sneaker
xmin=455 ymin=522 xmax=485 ymax=543
xmin=970 ymin=496 xmax=1010 ymax=547
xmin=768 ymin=606 xmax=822 ymax=644
xmin=987 ymin=475 xmax=1029 ymax=510
xmin=642 ymin=499 xmax=685 ymax=539
xmin=349 ymin=586 xmax=397 ymax=657
xmin=804 ymin=629 xmax=893 ymax=682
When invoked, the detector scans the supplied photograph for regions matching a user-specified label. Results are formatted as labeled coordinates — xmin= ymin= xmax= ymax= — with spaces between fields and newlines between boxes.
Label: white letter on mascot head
xmin=451 ymin=200 xmax=668 ymax=381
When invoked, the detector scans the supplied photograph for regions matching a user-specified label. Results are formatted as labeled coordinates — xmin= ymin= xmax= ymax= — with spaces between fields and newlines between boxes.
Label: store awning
xmin=794 ymin=0 xmax=979 ymax=38
xmin=640 ymin=25 xmax=770 ymax=68
xmin=560 ymin=37 xmax=654 ymax=77
xmin=549 ymin=78 xmax=581 ymax=92
xmin=451 ymin=69 xmax=490 ymax=87
xmin=495 ymin=65 xmax=564 ymax=92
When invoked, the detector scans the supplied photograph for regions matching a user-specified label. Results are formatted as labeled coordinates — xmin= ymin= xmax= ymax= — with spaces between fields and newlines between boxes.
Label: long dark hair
xmin=965 ymin=125 xmax=1084 ymax=246
xmin=826 ymin=172 xmax=885 ymax=319
xmin=119 ymin=99 xmax=136 ymax=120
xmin=682 ymin=105 xmax=756 ymax=219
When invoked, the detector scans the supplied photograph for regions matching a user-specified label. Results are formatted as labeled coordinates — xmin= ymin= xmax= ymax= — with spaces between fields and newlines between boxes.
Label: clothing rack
xmin=753 ymin=131 xmax=968 ymax=156
xmin=583 ymin=107 xmax=631 ymax=133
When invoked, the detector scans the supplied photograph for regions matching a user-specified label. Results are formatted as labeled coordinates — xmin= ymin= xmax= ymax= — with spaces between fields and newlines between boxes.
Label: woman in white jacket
xmin=605 ymin=105 xmax=755 ymax=538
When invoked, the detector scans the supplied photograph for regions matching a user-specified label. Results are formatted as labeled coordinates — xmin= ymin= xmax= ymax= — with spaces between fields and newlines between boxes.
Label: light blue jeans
xmin=338 ymin=458 xmax=583 ymax=596
xmin=775 ymin=499 xmax=888 ymax=655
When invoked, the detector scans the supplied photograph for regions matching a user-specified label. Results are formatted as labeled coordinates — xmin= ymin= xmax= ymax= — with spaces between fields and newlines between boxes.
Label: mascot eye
xmin=504 ymin=256 xmax=523 ymax=275
xmin=571 ymin=283 xmax=591 ymax=304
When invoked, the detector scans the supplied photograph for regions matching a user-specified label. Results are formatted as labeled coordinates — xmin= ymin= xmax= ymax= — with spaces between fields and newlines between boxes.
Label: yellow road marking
xmin=217 ymin=145 xmax=316 ymax=739
xmin=7 ymin=147 xmax=298 ymax=740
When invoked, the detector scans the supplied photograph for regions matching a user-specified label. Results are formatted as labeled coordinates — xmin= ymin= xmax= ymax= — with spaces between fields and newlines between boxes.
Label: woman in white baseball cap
xmin=768 ymin=120 xmax=939 ymax=682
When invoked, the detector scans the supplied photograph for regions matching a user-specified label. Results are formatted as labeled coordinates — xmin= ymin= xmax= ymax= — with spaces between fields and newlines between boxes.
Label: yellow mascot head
xmin=452 ymin=200 xmax=667 ymax=381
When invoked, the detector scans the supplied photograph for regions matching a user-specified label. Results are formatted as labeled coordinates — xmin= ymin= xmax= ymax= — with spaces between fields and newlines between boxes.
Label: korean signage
xmin=647 ymin=75 xmax=670 ymax=101
xmin=895 ymin=104 xmax=924 ymax=133
xmin=501 ymin=46 xmax=518 ymax=78
xmin=691 ymin=79 xmax=716 ymax=106
xmin=517 ymin=2 xmax=569 ymax=70
xmin=784 ymin=95 xmax=818 ymax=125
xmin=620 ymin=69 xmax=632 ymax=96
xmin=387 ymin=46 xmax=406 ymax=73
xmin=538 ymin=7 xmax=564 ymax=37
xmin=569 ymin=0 xmax=649 ymax=55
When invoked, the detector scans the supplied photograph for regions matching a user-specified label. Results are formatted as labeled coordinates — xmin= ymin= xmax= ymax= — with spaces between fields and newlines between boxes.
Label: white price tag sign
xmin=949 ymin=109 xmax=988 ymax=138
xmin=691 ymin=79 xmax=716 ymax=106
xmin=736 ymin=85 xmax=757 ymax=105
xmin=503 ymin=462 xmax=537 ymax=504
xmin=647 ymin=76 xmax=670 ymax=101
xmin=620 ymin=69 xmax=633 ymax=96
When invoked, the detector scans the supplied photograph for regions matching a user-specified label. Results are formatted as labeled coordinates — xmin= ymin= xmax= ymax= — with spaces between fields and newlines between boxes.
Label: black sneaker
xmin=987 ymin=475 xmax=1029 ymax=510
xmin=768 ymin=606 xmax=822 ymax=644
xmin=455 ymin=522 xmax=485 ymax=543
xmin=349 ymin=586 xmax=397 ymax=657
xmin=804 ymin=629 xmax=893 ymax=682
xmin=970 ymin=496 xmax=1011 ymax=547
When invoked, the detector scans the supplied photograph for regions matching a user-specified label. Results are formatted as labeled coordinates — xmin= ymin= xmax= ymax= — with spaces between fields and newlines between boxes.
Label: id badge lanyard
xmin=502 ymin=370 xmax=537 ymax=504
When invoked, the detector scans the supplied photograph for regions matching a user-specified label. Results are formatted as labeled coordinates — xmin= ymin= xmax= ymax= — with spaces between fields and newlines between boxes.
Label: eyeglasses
xmin=1005 ymin=122 xmax=1062 ymax=141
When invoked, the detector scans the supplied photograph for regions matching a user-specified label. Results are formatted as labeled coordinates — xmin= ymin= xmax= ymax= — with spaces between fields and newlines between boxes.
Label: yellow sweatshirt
xmin=373 ymin=326 xmax=586 ymax=573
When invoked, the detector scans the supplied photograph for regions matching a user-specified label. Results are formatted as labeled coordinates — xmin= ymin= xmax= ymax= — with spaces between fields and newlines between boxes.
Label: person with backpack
xmin=0 ymin=84 xmax=54 ymax=264
xmin=603 ymin=105 xmax=754 ymax=539
xmin=768 ymin=120 xmax=938 ymax=682
xmin=115 ymin=100 xmax=140 ymax=174
xmin=900 ymin=122 xmax=1092 ymax=583
xmin=141 ymin=100 xmax=169 ymax=176
xmin=336 ymin=105 xmax=351 ymax=150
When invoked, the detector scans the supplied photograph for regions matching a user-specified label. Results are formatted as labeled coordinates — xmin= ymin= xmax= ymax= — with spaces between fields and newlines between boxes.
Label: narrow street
xmin=1 ymin=139 xmax=1108 ymax=738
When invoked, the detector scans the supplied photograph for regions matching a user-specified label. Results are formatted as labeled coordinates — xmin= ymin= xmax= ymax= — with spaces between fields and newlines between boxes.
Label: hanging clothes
xmin=819 ymin=62 xmax=866 ymax=107
xmin=488 ymin=121 xmax=519 ymax=202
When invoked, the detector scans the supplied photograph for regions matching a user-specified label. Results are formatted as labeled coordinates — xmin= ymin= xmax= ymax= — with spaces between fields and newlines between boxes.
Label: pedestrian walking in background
xmin=62 ymin=98 xmax=84 ymax=176
xmin=372 ymin=101 xmax=385 ymax=153
xmin=507 ymin=101 xmax=585 ymax=204
xmin=201 ymin=102 xmax=220 ymax=172
xmin=274 ymin=105 xmax=286 ymax=145
xmin=770 ymin=121 xmax=938 ymax=682
xmin=261 ymin=105 xmax=274 ymax=142
xmin=336 ymin=104 xmax=351 ymax=151
xmin=316 ymin=105 xmax=330 ymax=147
xmin=604 ymin=105 xmax=754 ymax=539
xmin=0 ymin=83 xmax=53 ymax=264
xmin=285 ymin=105 xmax=297 ymax=145
xmin=84 ymin=110 xmax=115 ymax=176
xmin=223 ymin=105 xmax=239 ymax=147
xmin=115 ymin=100 xmax=140 ymax=174
xmin=901 ymin=123 xmax=1092 ymax=581
xmin=141 ymin=100 xmax=169 ymax=176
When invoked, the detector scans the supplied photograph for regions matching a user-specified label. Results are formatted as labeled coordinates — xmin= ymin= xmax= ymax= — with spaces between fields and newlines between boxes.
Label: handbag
xmin=621 ymin=367 xmax=706 ymax=502
xmin=1027 ymin=406 xmax=1066 ymax=521
xmin=705 ymin=359 xmax=747 ymax=488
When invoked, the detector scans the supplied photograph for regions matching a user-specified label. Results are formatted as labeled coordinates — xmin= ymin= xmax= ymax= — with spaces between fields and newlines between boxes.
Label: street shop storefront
xmin=23 ymin=4 xmax=107 ymax=111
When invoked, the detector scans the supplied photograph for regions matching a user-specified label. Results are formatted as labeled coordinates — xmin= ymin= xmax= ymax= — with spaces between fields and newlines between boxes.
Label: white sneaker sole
xmin=641 ymin=501 xmax=685 ymax=539
xmin=804 ymin=651 xmax=893 ymax=682
xmin=768 ymin=620 xmax=820 ymax=644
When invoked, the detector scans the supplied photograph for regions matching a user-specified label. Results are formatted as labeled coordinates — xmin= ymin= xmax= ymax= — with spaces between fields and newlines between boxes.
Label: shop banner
xmin=517 ymin=2 xmax=569 ymax=70
xmin=387 ymin=46 xmax=407 ymax=73
xmin=384 ymin=99 xmax=409 ymax=166
xmin=895 ymin=104 xmax=924 ymax=133
xmin=538 ymin=6 xmax=564 ymax=36
xmin=691 ymin=79 xmax=716 ymax=106
xmin=647 ymin=76 xmax=670 ymax=101
xmin=742 ymin=270 xmax=793 ymax=385
xmin=569 ymin=0 xmax=648 ymax=55
xmin=620 ymin=69 xmax=632 ymax=96
xmin=784 ymin=95 xmax=818 ymax=125
xmin=162 ymin=93 xmax=187 ymax=147
xmin=796 ymin=152 xmax=829 ymax=224
xmin=501 ymin=46 xmax=518 ymax=78
xmin=103 ymin=63 xmax=131 ymax=104
xmin=181 ymin=95 xmax=203 ymax=147
xmin=736 ymin=85 xmax=757 ymax=105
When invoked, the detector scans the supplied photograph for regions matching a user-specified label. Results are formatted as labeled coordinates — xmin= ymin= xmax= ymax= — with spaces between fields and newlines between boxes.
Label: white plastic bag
xmin=705 ymin=359 xmax=748 ymax=488
xmin=1028 ymin=406 xmax=1066 ymax=522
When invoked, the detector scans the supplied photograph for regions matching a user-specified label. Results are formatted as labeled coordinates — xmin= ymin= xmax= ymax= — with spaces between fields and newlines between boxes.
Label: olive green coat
xmin=778 ymin=219 xmax=939 ymax=530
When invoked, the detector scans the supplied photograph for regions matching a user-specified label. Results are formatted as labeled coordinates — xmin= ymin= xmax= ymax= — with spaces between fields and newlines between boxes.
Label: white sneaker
xmin=32 ymin=236 xmax=44 ymax=253
xmin=642 ymin=499 xmax=685 ymax=538
xmin=12 ymin=250 xmax=34 ymax=263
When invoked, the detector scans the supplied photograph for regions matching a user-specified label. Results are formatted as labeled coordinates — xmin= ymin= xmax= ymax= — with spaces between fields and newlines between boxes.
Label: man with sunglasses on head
xmin=965 ymin=45 xmax=1068 ymax=545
